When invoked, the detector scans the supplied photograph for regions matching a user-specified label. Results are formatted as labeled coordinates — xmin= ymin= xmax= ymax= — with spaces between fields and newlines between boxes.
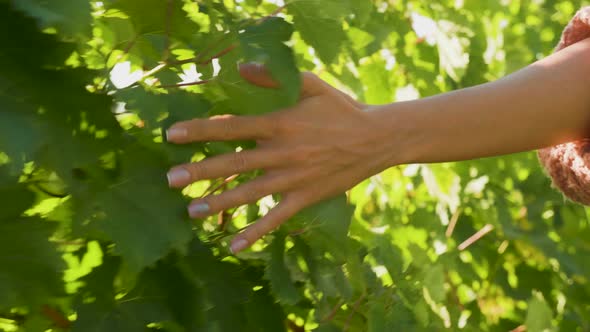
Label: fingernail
xmin=166 ymin=127 xmax=187 ymax=141
xmin=188 ymin=202 xmax=210 ymax=217
xmin=167 ymin=168 xmax=191 ymax=187
xmin=230 ymin=239 xmax=249 ymax=254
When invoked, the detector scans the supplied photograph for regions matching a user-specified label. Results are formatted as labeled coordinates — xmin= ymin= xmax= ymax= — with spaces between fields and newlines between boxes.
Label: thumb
xmin=238 ymin=63 xmax=328 ymax=98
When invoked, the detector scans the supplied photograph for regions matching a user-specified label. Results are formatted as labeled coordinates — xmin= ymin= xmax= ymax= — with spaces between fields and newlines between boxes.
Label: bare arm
xmin=166 ymin=38 xmax=590 ymax=254
xmin=375 ymin=37 xmax=590 ymax=165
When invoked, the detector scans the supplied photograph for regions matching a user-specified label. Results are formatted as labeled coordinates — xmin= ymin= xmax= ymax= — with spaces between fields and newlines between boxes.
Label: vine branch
xmin=458 ymin=224 xmax=494 ymax=251
xmin=167 ymin=2 xmax=287 ymax=67
xmin=343 ymin=294 xmax=365 ymax=332
xmin=41 ymin=305 xmax=70 ymax=329
xmin=256 ymin=3 xmax=288 ymax=24
xmin=445 ymin=208 xmax=461 ymax=238
xmin=158 ymin=79 xmax=214 ymax=89
xmin=320 ymin=300 xmax=342 ymax=323
xmin=201 ymin=174 xmax=239 ymax=198
xmin=445 ymin=272 xmax=464 ymax=311
xmin=169 ymin=44 xmax=237 ymax=66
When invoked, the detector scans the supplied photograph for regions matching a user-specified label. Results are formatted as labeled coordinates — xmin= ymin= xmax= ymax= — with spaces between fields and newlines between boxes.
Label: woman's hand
xmin=165 ymin=64 xmax=399 ymax=254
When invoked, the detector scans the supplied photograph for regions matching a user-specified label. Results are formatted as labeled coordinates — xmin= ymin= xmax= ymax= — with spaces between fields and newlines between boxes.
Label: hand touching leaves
xmin=166 ymin=64 xmax=399 ymax=253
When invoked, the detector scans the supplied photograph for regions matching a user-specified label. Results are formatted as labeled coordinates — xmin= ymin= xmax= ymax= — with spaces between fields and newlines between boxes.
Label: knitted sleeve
xmin=538 ymin=7 xmax=590 ymax=205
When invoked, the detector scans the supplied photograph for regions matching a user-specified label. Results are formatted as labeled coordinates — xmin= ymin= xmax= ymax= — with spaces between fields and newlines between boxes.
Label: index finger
xmin=166 ymin=114 xmax=275 ymax=144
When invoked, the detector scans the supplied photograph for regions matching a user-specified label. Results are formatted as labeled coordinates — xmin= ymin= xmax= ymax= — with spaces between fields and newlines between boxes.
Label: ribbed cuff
xmin=538 ymin=7 xmax=590 ymax=205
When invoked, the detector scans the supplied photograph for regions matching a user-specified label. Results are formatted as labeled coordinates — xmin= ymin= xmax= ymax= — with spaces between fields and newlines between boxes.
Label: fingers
xmin=238 ymin=63 xmax=329 ymax=99
xmin=166 ymin=114 xmax=274 ymax=144
xmin=228 ymin=163 xmax=376 ymax=253
xmin=167 ymin=148 xmax=287 ymax=188
xmin=187 ymin=168 xmax=317 ymax=218
xmin=230 ymin=197 xmax=303 ymax=253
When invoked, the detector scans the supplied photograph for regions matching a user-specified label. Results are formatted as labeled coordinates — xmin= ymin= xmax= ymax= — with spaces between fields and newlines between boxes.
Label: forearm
xmin=374 ymin=38 xmax=590 ymax=165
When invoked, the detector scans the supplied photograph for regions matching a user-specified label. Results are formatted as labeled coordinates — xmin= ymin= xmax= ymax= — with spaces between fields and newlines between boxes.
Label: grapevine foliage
xmin=1 ymin=0 xmax=590 ymax=331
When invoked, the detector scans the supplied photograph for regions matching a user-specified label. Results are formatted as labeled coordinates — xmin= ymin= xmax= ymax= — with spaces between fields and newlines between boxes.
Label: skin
xmin=166 ymin=37 xmax=590 ymax=254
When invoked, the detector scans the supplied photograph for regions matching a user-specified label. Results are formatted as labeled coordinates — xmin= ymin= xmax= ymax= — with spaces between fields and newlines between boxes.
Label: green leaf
xmin=0 ymin=178 xmax=35 ymax=219
xmin=244 ymin=287 xmax=287 ymax=332
xmin=367 ymin=299 xmax=387 ymax=332
xmin=291 ymin=195 xmax=355 ymax=262
xmin=265 ymin=232 xmax=301 ymax=305
xmin=289 ymin=0 xmax=348 ymax=64
xmin=13 ymin=0 xmax=92 ymax=37
xmin=423 ymin=264 xmax=446 ymax=303
xmin=0 ymin=218 xmax=65 ymax=309
xmin=106 ymin=0 xmax=197 ymax=44
xmin=239 ymin=17 xmax=301 ymax=104
xmin=74 ymin=147 xmax=193 ymax=275
xmin=73 ymin=254 xmax=203 ymax=332
xmin=212 ymin=44 xmax=297 ymax=116
xmin=359 ymin=54 xmax=395 ymax=104
xmin=525 ymin=294 xmax=554 ymax=332
xmin=0 ymin=108 xmax=42 ymax=172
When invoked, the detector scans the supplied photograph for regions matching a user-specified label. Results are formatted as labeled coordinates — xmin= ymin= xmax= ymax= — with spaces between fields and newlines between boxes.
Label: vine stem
xmin=445 ymin=208 xmax=461 ymax=238
xmin=289 ymin=228 xmax=307 ymax=236
xmin=169 ymin=44 xmax=237 ymax=66
xmin=158 ymin=79 xmax=214 ymax=88
xmin=167 ymin=2 xmax=288 ymax=66
xmin=201 ymin=174 xmax=239 ymax=198
xmin=320 ymin=300 xmax=342 ymax=323
xmin=218 ymin=209 xmax=234 ymax=232
xmin=121 ymin=2 xmax=292 ymax=90
xmin=255 ymin=3 xmax=288 ymax=24
xmin=445 ymin=272 xmax=464 ymax=311
xmin=458 ymin=224 xmax=494 ymax=251
xmin=343 ymin=294 xmax=365 ymax=332
xmin=41 ymin=305 xmax=70 ymax=329
xmin=143 ymin=63 xmax=167 ymax=79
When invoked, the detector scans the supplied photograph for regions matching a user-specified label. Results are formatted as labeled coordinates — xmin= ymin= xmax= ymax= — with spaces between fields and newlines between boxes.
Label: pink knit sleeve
xmin=538 ymin=7 xmax=590 ymax=205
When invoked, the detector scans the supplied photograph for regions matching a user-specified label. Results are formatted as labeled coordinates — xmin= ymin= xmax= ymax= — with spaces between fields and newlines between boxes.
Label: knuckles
xmin=187 ymin=163 xmax=206 ymax=181
xmin=218 ymin=116 xmax=238 ymax=137
xmin=289 ymin=145 xmax=318 ymax=164
xmin=239 ymin=185 xmax=264 ymax=203
xmin=232 ymin=153 xmax=248 ymax=173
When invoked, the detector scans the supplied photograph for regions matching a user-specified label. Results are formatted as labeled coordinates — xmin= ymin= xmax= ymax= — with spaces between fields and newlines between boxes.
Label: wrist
xmin=364 ymin=101 xmax=425 ymax=169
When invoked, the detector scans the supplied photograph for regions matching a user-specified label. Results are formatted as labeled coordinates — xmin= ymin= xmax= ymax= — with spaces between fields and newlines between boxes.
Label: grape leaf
xmin=210 ymin=17 xmax=300 ymax=116
xmin=265 ymin=232 xmax=301 ymax=305
xmin=0 ymin=218 xmax=65 ymax=309
xmin=423 ymin=264 xmax=445 ymax=303
xmin=73 ymin=254 xmax=202 ymax=332
xmin=0 ymin=176 xmax=35 ymax=219
xmin=290 ymin=195 xmax=355 ymax=262
xmin=73 ymin=147 xmax=193 ymax=275
xmin=0 ymin=106 xmax=42 ymax=172
xmin=239 ymin=17 xmax=301 ymax=104
xmin=12 ymin=0 xmax=92 ymax=37
xmin=288 ymin=0 xmax=348 ymax=64
xmin=525 ymin=294 xmax=554 ymax=332
xmin=105 ymin=0 xmax=197 ymax=44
